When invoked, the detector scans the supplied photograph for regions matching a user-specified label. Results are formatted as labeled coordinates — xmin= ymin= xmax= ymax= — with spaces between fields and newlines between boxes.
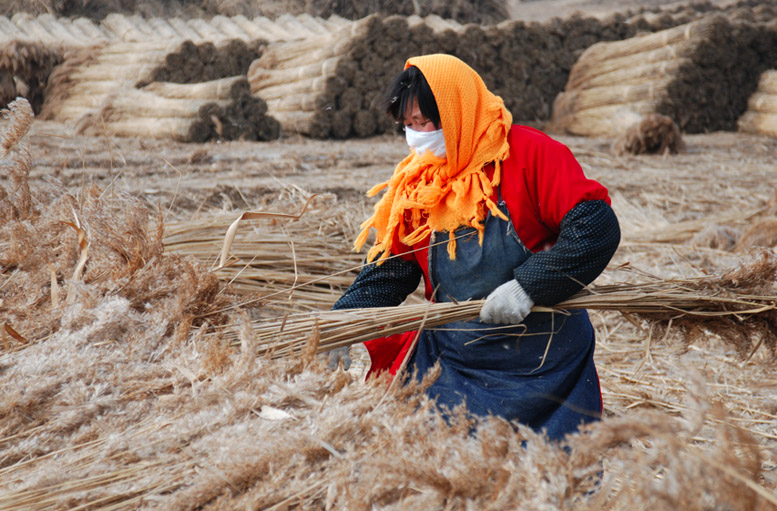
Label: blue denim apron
xmin=409 ymin=196 xmax=602 ymax=441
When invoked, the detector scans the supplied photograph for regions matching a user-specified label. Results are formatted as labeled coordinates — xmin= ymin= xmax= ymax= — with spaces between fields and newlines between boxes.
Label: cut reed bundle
xmin=245 ymin=11 xmax=689 ymax=138
xmin=214 ymin=255 xmax=777 ymax=359
xmin=0 ymin=13 xmax=350 ymax=46
xmin=549 ymin=15 xmax=767 ymax=137
xmin=163 ymin=201 xmax=365 ymax=310
xmin=0 ymin=40 xmax=61 ymax=114
xmin=218 ymin=300 xmax=484 ymax=358
xmin=0 ymin=97 xmax=33 ymax=220
xmin=42 ymin=38 xmax=280 ymax=142
xmin=738 ymin=70 xmax=777 ymax=137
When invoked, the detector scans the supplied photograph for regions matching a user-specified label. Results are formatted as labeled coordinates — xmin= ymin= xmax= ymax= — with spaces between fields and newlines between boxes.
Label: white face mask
xmin=405 ymin=127 xmax=446 ymax=159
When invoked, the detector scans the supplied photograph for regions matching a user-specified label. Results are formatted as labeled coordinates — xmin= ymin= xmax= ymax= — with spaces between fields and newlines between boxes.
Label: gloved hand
xmin=480 ymin=279 xmax=534 ymax=325
xmin=327 ymin=345 xmax=352 ymax=371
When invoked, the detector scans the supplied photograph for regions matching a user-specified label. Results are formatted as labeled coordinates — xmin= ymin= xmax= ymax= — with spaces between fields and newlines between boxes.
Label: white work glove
xmin=480 ymin=279 xmax=534 ymax=325
xmin=327 ymin=345 xmax=352 ymax=371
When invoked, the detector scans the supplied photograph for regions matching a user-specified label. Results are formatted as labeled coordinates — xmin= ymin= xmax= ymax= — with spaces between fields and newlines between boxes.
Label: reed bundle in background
xmin=212 ymin=254 xmax=777 ymax=360
xmin=0 ymin=97 xmax=33 ymax=220
xmin=41 ymin=39 xmax=280 ymax=141
xmin=738 ymin=69 xmax=777 ymax=137
xmin=0 ymin=12 xmax=350 ymax=123
xmin=0 ymin=40 xmax=61 ymax=112
xmin=246 ymin=12 xmax=648 ymax=138
xmin=0 ymin=12 xmax=351 ymax=46
xmin=4 ymin=4 xmax=776 ymax=139
xmin=548 ymin=15 xmax=777 ymax=137
xmin=246 ymin=6 xmax=777 ymax=139
xmin=136 ymin=38 xmax=265 ymax=86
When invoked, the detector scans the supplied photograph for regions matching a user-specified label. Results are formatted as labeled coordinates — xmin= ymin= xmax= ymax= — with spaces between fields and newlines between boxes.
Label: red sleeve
xmin=501 ymin=125 xmax=610 ymax=252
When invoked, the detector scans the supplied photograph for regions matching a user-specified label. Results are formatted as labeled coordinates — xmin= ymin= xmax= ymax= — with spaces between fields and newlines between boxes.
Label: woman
xmin=330 ymin=54 xmax=620 ymax=441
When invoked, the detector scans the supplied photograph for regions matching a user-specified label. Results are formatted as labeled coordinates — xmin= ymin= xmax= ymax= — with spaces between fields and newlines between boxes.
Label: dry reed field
xmin=2 ymin=1 xmax=777 ymax=509
xmin=3 ymin=102 xmax=777 ymax=509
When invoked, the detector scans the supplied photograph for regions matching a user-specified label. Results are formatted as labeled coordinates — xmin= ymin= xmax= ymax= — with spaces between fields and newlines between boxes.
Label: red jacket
xmin=395 ymin=125 xmax=610 ymax=300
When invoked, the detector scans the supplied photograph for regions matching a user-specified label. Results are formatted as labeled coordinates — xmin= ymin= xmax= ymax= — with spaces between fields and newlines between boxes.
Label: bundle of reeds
xmin=40 ymin=40 xmax=178 ymax=123
xmin=41 ymin=39 xmax=280 ymax=141
xmin=0 ymin=12 xmax=97 ymax=47
xmin=0 ymin=40 xmax=61 ymax=112
xmin=548 ymin=15 xmax=768 ymax=137
xmin=0 ymin=12 xmax=352 ymax=46
xmin=210 ymin=254 xmax=777 ymax=360
xmin=246 ymin=15 xmax=379 ymax=138
xmin=306 ymin=0 xmax=508 ymax=24
xmin=136 ymin=38 xmax=265 ymax=87
xmin=0 ymin=97 xmax=33 ymax=221
xmin=738 ymin=70 xmax=777 ymax=137
xmin=611 ymin=112 xmax=685 ymax=155
xmin=163 ymin=205 xmax=364 ymax=311
xmin=245 ymin=12 xmax=645 ymax=138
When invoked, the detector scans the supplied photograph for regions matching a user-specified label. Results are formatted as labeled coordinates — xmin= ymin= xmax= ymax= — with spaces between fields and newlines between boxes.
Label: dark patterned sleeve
xmin=332 ymin=256 xmax=423 ymax=310
xmin=513 ymin=200 xmax=620 ymax=306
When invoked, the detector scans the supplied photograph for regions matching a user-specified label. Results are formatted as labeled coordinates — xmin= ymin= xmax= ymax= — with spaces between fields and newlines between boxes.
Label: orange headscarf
xmin=354 ymin=54 xmax=513 ymax=262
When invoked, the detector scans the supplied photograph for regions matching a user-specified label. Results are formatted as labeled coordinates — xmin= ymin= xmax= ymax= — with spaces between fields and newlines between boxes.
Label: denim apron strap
xmin=428 ymin=189 xmax=529 ymax=302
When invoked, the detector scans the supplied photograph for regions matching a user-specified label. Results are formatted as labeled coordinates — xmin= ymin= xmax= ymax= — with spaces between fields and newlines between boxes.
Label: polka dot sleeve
xmin=332 ymin=256 xmax=423 ymax=310
xmin=513 ymin=200 xmax=620 ymax=306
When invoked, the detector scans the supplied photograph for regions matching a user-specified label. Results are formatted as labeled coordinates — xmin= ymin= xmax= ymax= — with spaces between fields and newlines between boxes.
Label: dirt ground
xmin=26 ymin=119 xmax=777 ymax=231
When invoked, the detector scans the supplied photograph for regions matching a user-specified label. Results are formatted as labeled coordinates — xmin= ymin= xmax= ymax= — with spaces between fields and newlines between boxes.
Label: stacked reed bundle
xmin=0 ymin=41 xmax=61 ymax=112
xmin=137 ymin=38 xmax=265 ymax=86
xmin=548 ymin=15 xmax=764 ymax=137
xmin=42 ymin=39 xmax=280 ymax=142
xmin=91 ymin=77 xmax=278 ymax=142
xmin=249 ymin=10 xmax=729 ymax=138
xmin=0 ymin=12 xmax=352 ymax=46
xmin=247 ymin=13 xmax=639 ymax=138
xmin=0 ymin=13 xmax=351 ymax=126
xmin=0 ymin=12 xmax=101 ymax=47
xmin=40 ymin=40 xmax=183 ymax=124
xmin=0 ymin=97 xmax=33 ymax=222
xmin=738 ymin=70 xmax=777 ymax=137
xmin=205 ymin=253 xmax=777 ymax=361
xmin=307 ymin=0 xmax=508 ymax=25
xmin=163 ymin=202 xmax=364 ymax=311
xmin=247 ymin=15 xmax=377 ymax=138
xmin=626 ymin=0 xmax=777 ymax=32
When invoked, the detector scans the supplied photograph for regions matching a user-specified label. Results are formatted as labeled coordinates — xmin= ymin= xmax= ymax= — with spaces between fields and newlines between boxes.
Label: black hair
xmin=383 ymin=66 xmax=441 ymax=131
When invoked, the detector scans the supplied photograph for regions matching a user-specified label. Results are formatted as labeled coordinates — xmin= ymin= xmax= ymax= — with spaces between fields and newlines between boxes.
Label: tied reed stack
xmin=548 ymin=15 xmax=767 ymax=137
xmin=738 ymin=70 xmax=777 ymax=138
xmin=163 ymin=200 xmax=365 ymax=312
xmin=247 ymin=13 xmax=645 ymax=138
xmin=27 ymin=14 xmax=351 ymax=141
xmin=0 ymin=12 xmax=352 ymax=46
xmin=0 ymin=41 xmax=61 ymax=112
xmin=41 ymin=39 xmax=280 ymax=142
